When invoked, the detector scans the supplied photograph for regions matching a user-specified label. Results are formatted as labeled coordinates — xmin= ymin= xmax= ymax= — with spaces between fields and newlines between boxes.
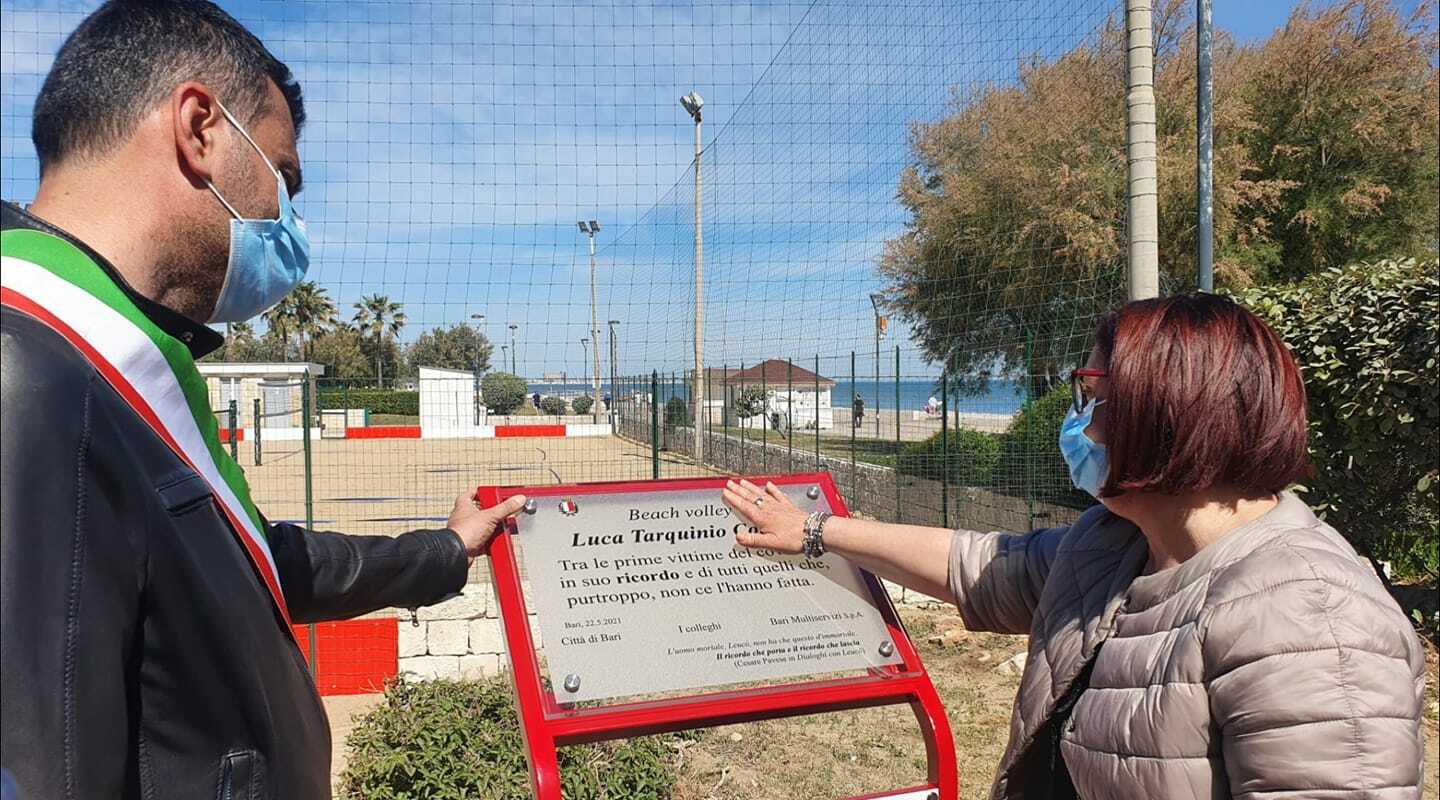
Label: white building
xmin=716 ymin=360 xmax=835 ymax=431
xmin=418 ymin=366 xmax=486 ymax=438
xmin=199 ymin=362 xmax=324 ymax=430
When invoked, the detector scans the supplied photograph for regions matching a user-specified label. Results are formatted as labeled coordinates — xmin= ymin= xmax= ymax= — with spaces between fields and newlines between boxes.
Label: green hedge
xmin=896 ymin=384 xmax=1090 ymax=510
xmin=896 ymin=428 xmax=1001 ymax=487
xmin=539 ymin=395 xmax=568 ymax=416
xmin=317 ymin=388 xmax=419 ymax=416
xmin=1235 ymin=256 xmax=1439 ymax=581
xmin=338 ymin=677 xmax=675 ymax=800
xmin=572 ymin=395 xmax=594 ymax=415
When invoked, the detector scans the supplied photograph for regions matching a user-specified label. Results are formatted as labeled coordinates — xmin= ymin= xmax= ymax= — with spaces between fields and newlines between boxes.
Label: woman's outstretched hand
xmin=721 ymin=479 xmax=807 ymax=554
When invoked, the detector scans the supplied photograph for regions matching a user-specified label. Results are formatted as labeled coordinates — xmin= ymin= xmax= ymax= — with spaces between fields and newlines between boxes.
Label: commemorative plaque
xmin=512 ymin=482 xmax=903 ymax=702
xmin=483 ymin=474 xmax=958 ymax=800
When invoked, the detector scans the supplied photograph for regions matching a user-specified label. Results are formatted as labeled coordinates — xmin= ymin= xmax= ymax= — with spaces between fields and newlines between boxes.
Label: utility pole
xmin=1196 ymin=0 xmax=1214 ymax=292
xmin=577 ymin=221 xmax=603 ymax=423
xmin=682 ymin=91 xmax=705 ymax=462
xmin=1127 ymin=0 xmax=1160 ymax=300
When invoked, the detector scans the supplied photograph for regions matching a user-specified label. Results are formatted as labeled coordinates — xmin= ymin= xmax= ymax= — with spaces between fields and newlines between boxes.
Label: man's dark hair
xmin=32 ymin=0 xmax=304 ymax=172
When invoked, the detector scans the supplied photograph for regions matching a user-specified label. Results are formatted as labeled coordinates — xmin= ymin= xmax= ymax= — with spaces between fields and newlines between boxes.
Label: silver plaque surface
xmin=513 ymin=484 xmax=904 ymax=703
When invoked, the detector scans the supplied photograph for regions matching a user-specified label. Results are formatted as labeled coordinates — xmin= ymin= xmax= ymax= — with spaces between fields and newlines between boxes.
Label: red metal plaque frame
xmin=478 ymin=472 xmax=957 ymax=800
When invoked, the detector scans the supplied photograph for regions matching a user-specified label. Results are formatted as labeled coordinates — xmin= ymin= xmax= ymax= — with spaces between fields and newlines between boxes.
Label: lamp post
xmin=681 ymin=91 xmax=705 ymax=461
xmin=470 ymin=313 xmax=486 ymax=425
xmin=577 ymin=220 xmax=603 ymax=423
xmin=869 ymin=293 xmax=884 ymax=439
xmin=608 ymin=319 xmax=620 ymax=427
xmin=580 ymin=338 xmax=590 ymax=393
xmin=508 ymin=323 xmax=518 ymax=375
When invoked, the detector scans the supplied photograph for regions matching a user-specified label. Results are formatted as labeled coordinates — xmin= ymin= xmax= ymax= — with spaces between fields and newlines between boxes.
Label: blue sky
xmin=2 ymin=0 xmax=1426 ymax=382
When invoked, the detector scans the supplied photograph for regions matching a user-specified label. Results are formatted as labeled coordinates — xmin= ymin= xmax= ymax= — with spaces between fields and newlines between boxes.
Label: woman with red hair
xmin=724 ymin=293 xmax=1425 ymax=799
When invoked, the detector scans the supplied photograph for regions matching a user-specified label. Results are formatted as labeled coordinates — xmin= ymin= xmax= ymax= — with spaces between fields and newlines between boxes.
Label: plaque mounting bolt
xmin=562 ymin=674 xmax=581 ymax=693
xmin=522 ymin=499 xmax=538 ymax=515
xmin=878 ymin=641 xmax=895 ymax=658
xmin=806 ymin=485 xmax=820 ymax=500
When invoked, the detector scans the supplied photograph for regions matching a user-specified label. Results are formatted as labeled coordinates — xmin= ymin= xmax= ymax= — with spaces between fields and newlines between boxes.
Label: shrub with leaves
xmin=482 ymin=372 xmax=528 ymax=414
xmin=1234 ymin=256 xmax=1439 ymax=582
xmin=896 ymin=428 xmax=1002 ymax=488
xmin=998 ymin=385 xmax=1093 ymax=511
xmin=571 ymin=395 xmax=594 ymax=415
xmin=540 ymin=395 xmax=569 ymax=416
xmin=664 ymin=396 xmax=691 ymax=428
xmin=338 ymin=677 xmax=676 ymax=800
xmin=732 ymin=386 xmax=767 ymax=419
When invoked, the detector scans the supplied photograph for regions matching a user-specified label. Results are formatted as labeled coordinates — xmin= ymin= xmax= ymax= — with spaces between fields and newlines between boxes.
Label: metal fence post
xmin=940 ymin=369 xmax=950 ymax=529
xmin=253 ymin=398 xmax=262 ymax=466
xmin=786 ymin=358 xmax=794 ymax=473
xmin=228 ymin=399 xmax=238 ymax=461
xmin=761 ymin=366 xmax=768 ymax=473
xmin=650 ymin=370 xmax=660 ymax=479
xmin=301 ymin=376 xmax=317 ymax=675
xmin=813 ymin=354 xmax=820 ymax=470
xmin=850 ymin=351 xmax=857 ymax=505
xmin=894 ymin=345 xmax=901 ymax=523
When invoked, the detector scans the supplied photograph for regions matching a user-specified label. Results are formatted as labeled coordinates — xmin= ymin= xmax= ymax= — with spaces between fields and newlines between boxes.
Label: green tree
xmin=880 ymin=0 xmax=1437 ymax=392
xmin=310 ymin=327 xmax=371 ymax=380
xmin=406 ymin=324 xmax=493 ymax=374
xmin=571 ymin=395 xmax=594 ymax=415
xmin=288 ymin=281 xmax=338 ymax=360
xmin=353 ymin=294 xmax=407 ymax=387
xmin=481 ymin=372 xmax=527 ymax=414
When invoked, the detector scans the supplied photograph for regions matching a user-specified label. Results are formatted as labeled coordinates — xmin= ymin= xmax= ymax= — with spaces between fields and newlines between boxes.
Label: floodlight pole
xmin=1126 ymin=0 xmax=1160 ymax=301
xmin=683 ymin=92 xmax=706 ymax=464
xmin=587 ymin=224 xmax=603 ymax=423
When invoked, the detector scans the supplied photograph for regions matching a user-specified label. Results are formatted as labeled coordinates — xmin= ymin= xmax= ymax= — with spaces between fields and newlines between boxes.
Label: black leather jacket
xmin=0 ymin=202 xmax=470 ymax=799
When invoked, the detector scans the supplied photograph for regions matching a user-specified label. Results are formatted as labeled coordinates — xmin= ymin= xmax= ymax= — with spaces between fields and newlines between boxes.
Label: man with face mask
xmin=0 ymin=3 xmax=527 ymax=798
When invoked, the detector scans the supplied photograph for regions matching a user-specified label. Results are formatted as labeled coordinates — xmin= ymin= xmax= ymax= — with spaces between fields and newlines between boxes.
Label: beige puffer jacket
xmin=947 ymin=493 xmax=1426 ymax=799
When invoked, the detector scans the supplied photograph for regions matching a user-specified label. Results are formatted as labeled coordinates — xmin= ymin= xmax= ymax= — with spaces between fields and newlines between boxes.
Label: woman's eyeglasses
xmin=1070 ymin=368 xmax=1108 ymax=414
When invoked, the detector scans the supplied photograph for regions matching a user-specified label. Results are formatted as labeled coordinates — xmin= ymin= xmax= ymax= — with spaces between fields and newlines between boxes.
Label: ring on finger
xmin=754 ymin=497 xmax=765 ymax=507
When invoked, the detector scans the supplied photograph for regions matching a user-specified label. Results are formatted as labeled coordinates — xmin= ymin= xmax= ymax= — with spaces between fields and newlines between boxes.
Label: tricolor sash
xmin=1 ymin=228 xmax=293 ymax=630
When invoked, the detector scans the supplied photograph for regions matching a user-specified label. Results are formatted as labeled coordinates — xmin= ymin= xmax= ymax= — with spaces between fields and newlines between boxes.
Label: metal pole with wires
xmin=577 ymin=220 xmax=603 ymax=422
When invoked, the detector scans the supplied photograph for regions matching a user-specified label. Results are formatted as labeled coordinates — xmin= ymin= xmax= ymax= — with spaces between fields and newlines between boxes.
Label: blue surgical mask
xmin=204 ymin=101 xmax=310 ymax=323
xmin=1059 ymin=398 xmax=1109 ymax=498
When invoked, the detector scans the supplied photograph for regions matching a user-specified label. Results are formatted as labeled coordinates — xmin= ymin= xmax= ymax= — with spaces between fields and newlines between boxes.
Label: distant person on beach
xmin=722 ymin=293 xmax=1423 ymax=799
xmin=852 ymin=392 xmax=864 ymax=428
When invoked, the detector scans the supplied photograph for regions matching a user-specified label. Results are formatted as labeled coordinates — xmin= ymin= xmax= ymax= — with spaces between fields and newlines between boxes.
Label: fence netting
xmin=3 ymin=0 xmax=1125 ymax=683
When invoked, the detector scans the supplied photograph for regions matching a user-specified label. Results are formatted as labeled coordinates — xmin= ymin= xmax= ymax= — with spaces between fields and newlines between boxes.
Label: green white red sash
xmin=1 ymin=228 xmax=293 ymax=630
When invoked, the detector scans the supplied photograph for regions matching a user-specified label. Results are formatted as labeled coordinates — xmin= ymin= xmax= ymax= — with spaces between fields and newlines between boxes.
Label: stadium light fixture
xmin=680 ymin=91 xmax=704 ymax=121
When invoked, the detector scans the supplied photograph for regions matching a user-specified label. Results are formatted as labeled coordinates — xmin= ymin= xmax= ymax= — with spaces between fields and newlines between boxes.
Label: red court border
xmin=479 ymin=472 xmax=957 ymax=800
xmin=495 ymin=424 xmax=567 ymax=438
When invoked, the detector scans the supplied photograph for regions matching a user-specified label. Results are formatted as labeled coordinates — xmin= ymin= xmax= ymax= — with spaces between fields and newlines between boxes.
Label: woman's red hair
xmin=1094 ymin=293 xmax=1310 ymax=497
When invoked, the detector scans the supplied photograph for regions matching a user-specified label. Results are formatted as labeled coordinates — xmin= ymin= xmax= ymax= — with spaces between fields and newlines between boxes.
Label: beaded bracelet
xmin=802 ymin=511 xmax=832 ymax=558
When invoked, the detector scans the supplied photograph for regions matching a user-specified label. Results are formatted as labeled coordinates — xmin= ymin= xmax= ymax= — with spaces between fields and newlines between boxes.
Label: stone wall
xmin=396 ymin=582 xmax=535 ymax=681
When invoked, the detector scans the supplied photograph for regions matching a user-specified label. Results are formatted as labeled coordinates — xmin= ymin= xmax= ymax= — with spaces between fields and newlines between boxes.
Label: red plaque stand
xmin=479 ymin=473 xmax=957 ymax=800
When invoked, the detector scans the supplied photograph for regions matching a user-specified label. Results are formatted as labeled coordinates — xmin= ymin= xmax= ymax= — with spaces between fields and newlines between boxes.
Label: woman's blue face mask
xmin=1059 ymin=398 xmax=1109 ymax=499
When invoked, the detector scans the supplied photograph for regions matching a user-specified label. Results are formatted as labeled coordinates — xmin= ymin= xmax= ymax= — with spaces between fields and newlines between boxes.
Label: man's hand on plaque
xmin=722 ymin=479 xmax=806 ymax=553
xmin=447 ymin=491 xmax=529 ymax=560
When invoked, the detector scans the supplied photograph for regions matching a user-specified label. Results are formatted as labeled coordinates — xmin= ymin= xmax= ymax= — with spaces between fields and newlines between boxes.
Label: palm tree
xmin=262 ymin=295 xmax=300 ymax=360
xmin=289 ymin=282 xmax=338 ymax=361
xmin=353 ymin=294 xmax=406 ymax=387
